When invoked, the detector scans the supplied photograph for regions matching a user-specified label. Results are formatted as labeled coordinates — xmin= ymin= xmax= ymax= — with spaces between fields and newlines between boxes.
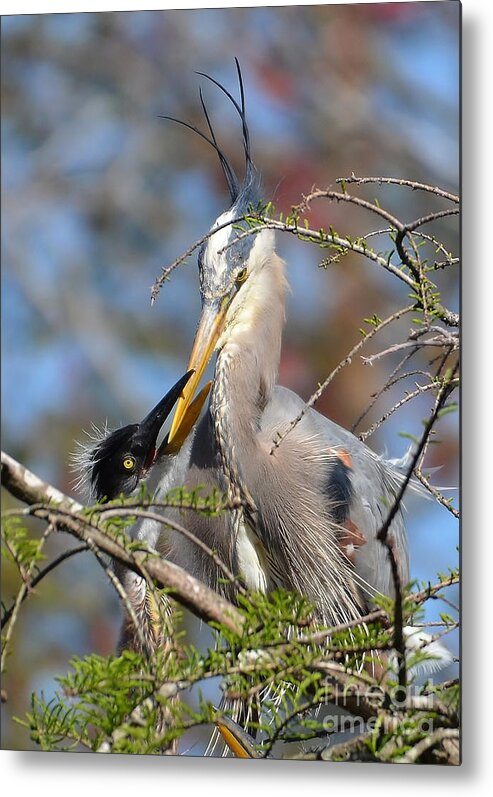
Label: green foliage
xmin=2 ymin=515 xmax=47 ymax=573
xmin=2 ymin=488 xmax=459 ymax=762
xmin=6 ymin=562 xmax=459 ymax=760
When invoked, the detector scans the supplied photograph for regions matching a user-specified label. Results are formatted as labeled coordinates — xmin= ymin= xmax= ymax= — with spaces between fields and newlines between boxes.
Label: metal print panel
xmin=1 ymin=1 xmax=460 ymax=764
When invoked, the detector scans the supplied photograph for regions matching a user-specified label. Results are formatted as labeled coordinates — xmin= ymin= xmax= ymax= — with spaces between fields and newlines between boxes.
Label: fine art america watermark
xmin=321 ymin=682 xmax=437 ymax=741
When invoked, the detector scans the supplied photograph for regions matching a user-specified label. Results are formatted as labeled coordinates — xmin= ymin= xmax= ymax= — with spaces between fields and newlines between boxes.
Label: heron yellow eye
xmin=122 ymin=456 xmax=136 ymax=470
xmin=235 ymin=268 xmax=248 ymax=286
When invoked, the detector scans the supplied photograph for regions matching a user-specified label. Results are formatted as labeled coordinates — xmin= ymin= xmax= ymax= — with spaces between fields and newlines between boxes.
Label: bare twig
xmin=359 ymin=378 xmax=458 ymax=442
xmin=405 ymin=208 xmax=460 ymax=233
xmin=1 ymin=544 xmax=89 ymax=629
xmin=351 ymin=355 xmax=425 ymax=433
xmin=85 ymin=536 xmax=148 ymax=653
xmin=337 ymin=175 xmax=459 ymax=204
xmin=385 ymin=536 xmax=407 ymax=689
xmin=413 ymin=470 xmax=460 ymax=518
xmin=374 ymin=363 xmax=459 ymax=689
xmin=299 ymin=188 xmax=408 ymax=236
xmin=270 ymin=305 xmax=414 ymax=454
xmin=377 ymin=363 xmax=459 ymax=547
xmin=361 ymin=330 xmax=458 ymax=366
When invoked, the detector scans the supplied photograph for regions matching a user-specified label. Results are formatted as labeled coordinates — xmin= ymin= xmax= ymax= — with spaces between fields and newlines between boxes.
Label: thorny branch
xmin=375 ymin=363 xmax=459 ymax=689
xmin=269 ymin=305 xmax=415 ymax=454
xmin=413 ymin=470 xmax=459 ymax=518
xmin=337 ymin=174 xmax=459 ymax=204
xmin=1 ymin=543 xmax=89 ymax=628
xmin=359 ymin=377 xmax=459 ymax=442
xmin=359 ymin=331 xmax=458 ymax=366
xmin=376 ymin=363 xmax=459 ymax=546
xmin=350 ymin=352 xmax=422 ymax=433
xmin=221 ymin=215 xmax=418 ymax=288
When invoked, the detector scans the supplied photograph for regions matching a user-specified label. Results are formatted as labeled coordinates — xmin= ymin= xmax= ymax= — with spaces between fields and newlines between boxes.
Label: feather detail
xmin=70 ymin=422 xmax=112 ymax=500
xmin=399 ymin=626 xmax=454 ymax=676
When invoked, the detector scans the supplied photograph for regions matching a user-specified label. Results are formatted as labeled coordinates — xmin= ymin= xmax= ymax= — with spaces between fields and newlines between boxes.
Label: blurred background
xmin=1 ymin=2 xmax=459 ymax=752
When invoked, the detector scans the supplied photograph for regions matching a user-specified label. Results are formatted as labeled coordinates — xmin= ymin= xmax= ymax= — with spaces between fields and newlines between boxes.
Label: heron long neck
xmin=211 ymin=252 xmax=287 ymax=494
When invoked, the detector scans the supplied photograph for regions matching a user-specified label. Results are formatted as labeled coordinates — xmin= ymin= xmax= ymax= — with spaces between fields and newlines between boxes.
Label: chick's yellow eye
xmin=122 ymin=456 xmax=136 ymax=471
xmin=235 ymin=268 xmax=248 ymax=285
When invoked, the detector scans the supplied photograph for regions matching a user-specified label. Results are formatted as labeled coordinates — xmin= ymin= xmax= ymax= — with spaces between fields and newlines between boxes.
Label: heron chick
xmin=73 ymin=369 xmax=211 ymax=655
xmin=74 ymin=369 xmax=211 ymax=504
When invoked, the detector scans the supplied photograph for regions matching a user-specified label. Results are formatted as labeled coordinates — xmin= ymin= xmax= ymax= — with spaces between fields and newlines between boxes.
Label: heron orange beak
xmin=167 ymin=299 xmax=230 ymax=447
xmin=161 ymin=380 xmax=212 ymax=454
xmin=214 ymin=715 xmax=259 ymax=759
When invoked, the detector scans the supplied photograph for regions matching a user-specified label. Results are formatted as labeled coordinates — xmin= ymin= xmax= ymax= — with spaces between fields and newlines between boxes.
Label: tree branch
xmin=337 ymin=174 xmax=459 ymax=204
xmin=1 ymin=543 xmax=89 ymax=629
xmin=1 ymin=450 xmax=82 ymax=511
xmin=1 ymin=451 xmax=244 ymax=634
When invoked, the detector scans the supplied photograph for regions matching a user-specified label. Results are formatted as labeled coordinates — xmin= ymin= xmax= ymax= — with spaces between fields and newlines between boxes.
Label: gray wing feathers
xmin=263 ymin=386 xmax=410 ymax=599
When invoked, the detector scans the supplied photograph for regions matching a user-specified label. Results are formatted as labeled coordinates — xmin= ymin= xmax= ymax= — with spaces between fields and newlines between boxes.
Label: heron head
xmin=198 ymin=162 xmax=274 ymax=289
xmin=77 ymin=370 xmax=210 ymax=502
xmin=167 ymin=61 xmax=276 ymax=445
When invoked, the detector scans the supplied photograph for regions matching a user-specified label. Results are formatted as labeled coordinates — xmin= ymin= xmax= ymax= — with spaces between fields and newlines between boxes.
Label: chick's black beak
xmin=137 ymin=370 xmax=195 ymax=465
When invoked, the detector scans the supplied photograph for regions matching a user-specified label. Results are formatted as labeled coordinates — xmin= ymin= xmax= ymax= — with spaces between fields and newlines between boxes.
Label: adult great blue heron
xmin=165 ymin=63 xmax=452 ymax=665
xmin=166 ymin=62 xmax=407 ymax=627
